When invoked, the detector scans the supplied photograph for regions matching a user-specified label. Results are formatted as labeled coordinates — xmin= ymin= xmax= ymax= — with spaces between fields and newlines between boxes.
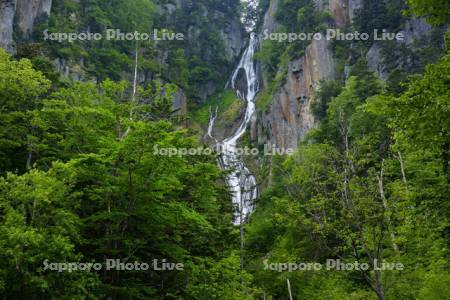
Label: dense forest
xmin=0 ymin=0 xmax=449 ymax=299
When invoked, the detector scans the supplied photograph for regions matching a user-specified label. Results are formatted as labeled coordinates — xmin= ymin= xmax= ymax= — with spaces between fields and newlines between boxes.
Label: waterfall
xmin=219 ymin=33 xmax=259 ymax=224
xmin=206 ymin=106 xmax=218 ymax=143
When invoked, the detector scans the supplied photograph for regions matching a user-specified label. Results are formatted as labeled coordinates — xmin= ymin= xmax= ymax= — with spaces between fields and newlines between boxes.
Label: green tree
xmin=0 ymin=49 xmax=50 ymax=174
xmin=407 ymin=0 xmax=450 ymax=25
xmin=0 ymin=169 xmax=100 ymax=299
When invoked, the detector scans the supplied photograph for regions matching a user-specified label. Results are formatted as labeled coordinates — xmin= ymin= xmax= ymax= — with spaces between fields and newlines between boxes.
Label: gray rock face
xmin=255 ymin=0 xmax=436 ymax=151
xmin=328 ymin=0 xmax=349 ymax=28
xmin=348 ymin=0 xmax=362 ymax=21
xmin=326 ymin=0 xmax=362 ymax=26
xmin=198 ymin=81 xmax=217 ymax=103
xmin=259 ymin=0 xmax=278 ymax=89
xmin=52 ymin=57 xmax=70 ymax=77
xmin=367 ymin=18 xmax=434 ymax=79
xmin=171 ymin=1 xmax=245 ymax=102
xmin=252 ymin=0 xmax=359 ymax=149
xmin=52 ymin=57 xmax=86 ymax=81
xmin=255 ymin=0 xmax=336 ymax=149
xmin=256 ymin=38 xmax=335 ymax=149
xmin=0 ymin=0 xmax=16 ymax=52
xmin=0 ymin=0 xmax=52 ymax=52
xmin=172 ymin=88 xmax=187 ymax=115
xmin=220 ymin=19 xmax=244 ymax=62
xmin=399 ymin=18 xmax=433 ymax=45
xmin=366 ymin=43 xmax=388 ymax=80
xmin=16 ymin=0 xmax=52 ymax=36
xmin=173 ymin=0 xmax=244 ymax=63
xmin=261 ymin=0 xmax=279 ymax=35
xmin=314 ymin=0 xmax=361 ymax=27
xmin=313 ymin=0 xmax=327 ymax=11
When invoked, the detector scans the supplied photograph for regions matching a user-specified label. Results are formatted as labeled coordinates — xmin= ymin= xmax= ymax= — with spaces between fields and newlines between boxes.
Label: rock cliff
xmin=159 ymin=0 xmax=245 ymax=102
xmin=254 ymin=0 xmax=434 ymax=149
xmin=254 ymin=0 xmax=349 ymax=149
xmin=0 ymin=0 xmax=246 ymax=117
xmin=158 ymin=0 xmax=244 ymax=65
xmin=16 ymin=0 xmax=52 ymax=36
xmin=255 ymin=38 xmax=335 ymax=149
xmin=0 ymin=0 xmax=15 ymax=52
xmin=314 ymin=0 xmax=362 ymax=25
xmin=0 ymin=0 xmax=52 ymax=52
xmin=366 ymin=17 xmax=435 ymax=80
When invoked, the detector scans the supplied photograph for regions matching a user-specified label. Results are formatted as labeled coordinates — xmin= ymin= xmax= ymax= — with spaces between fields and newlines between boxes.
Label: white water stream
xmin=215 ymin=33 xmax=259 ymax=224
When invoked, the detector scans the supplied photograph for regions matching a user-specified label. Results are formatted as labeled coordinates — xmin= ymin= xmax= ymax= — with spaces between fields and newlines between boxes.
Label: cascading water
xmin=218 ymin=33 xmax=259 ymax=224
xmin=206 ymin=106 xmax=218 ymax=144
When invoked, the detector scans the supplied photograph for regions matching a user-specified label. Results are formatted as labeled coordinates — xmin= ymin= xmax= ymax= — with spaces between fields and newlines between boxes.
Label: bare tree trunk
xmin=131 ymin=44 xmax=138 ymax=106
xmin=374 ymin=269 xmax=385 ymax=300
xmin=287 ymin=278 xmax=293 ymax=300
xmin=240 ymin=185 xmax=244 ymax=285
xmin=240 ymin=211 xmax=244 ymax=269
xmin=268 ymin=156 xmax=273 ymax=186
xmin=26 ymin=148 xmax=32 ymax=170
xmin=397 ymin=151 xmax=407 ymax=184
xmin=121 ymin=44 xmax=139 ymax=139
xmin=377 ymin=160 xmax=399 ymax=252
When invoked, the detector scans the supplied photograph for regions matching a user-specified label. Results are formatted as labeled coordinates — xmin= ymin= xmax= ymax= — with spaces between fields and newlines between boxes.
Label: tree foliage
xmin=407 ymin=0 xmax=450 ymax=25
xmin=246 ymin=54 xmax=450 ymax=299
xmin=0 ymin=48 xmax=249 ymax=299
